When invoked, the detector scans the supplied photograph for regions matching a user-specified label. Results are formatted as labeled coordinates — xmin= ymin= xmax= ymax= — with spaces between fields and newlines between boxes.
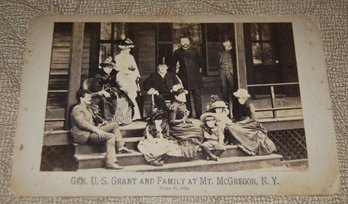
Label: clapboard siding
xmin=52 ymin=40 xmax=90 ymax=47
xmin=44 ymin=23 xmax=91 ymax=132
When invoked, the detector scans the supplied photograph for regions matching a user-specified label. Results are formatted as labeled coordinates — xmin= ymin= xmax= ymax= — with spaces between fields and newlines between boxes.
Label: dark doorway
xmin=244 ymin=23 xmax=299 ymax=97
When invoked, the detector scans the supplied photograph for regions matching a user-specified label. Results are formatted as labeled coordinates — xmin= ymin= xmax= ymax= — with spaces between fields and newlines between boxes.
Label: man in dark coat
xmin=170 ymin=36 xmax=204 ymax=118
xmin=143 ymin=63 xmax=180 ymax=111
xmin=92 ymin=58 xmax=134 ymax=122
xmin=218 ymin=39 xmax=234 ymax=103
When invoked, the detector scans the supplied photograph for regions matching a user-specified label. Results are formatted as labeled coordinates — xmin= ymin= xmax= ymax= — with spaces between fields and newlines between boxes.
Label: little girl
xmin=200 ymin=112 xmax=225 ymax=161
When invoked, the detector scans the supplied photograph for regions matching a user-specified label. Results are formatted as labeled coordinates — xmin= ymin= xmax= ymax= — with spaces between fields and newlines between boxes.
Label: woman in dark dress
xmin=226 ymin=89 xmax=277 ymax=155
xmin=92 ymin=57 xmax=134 ymax=125
xmin=168 ymin=84 xmax=204 ymax=158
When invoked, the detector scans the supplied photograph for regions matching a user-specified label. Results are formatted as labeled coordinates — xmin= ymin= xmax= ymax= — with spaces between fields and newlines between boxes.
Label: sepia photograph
xmin=41 ymin=21 xmax=306 ymax=172
xmin=11 ymin=15 xmax=338 ymax=196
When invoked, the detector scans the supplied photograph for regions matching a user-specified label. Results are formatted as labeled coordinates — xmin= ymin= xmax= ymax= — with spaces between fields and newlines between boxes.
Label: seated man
xmin=143 ymin=63 xmax=180 ymax=111
xmin=70 ymin=89 xmax=133 ymax=170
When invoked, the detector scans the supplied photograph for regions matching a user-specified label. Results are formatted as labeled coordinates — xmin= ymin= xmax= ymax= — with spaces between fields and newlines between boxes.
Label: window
xmin=156 ymin=23 xmax=204 ymax=68
xmin=172 ymin=23 xmax=202 ymax=50
xmin=249 ymin=23 xmax=276 ymax=65
xmin=98 ymin=23 xmax=126 ymax=64
xmin=156 ymin=23 xmax=173 ymax=65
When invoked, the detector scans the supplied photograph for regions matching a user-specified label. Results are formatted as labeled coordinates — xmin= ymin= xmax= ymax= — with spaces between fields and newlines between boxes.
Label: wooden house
xmin=41 ymin=22 xmax=307 ymax=171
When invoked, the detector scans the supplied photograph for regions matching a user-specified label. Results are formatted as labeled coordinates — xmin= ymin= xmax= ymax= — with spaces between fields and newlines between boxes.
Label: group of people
xmin=81 ymin=38 xmax=141 ymax=126
xmin=70 ymin=35 xmax=276 ymax=169
xmin=137 ymin=88 xmax=277 ymax=166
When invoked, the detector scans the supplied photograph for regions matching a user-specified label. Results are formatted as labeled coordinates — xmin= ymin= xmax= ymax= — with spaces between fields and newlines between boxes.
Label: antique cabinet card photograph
xmin=11 ymin=15 xmax=339 ymax=196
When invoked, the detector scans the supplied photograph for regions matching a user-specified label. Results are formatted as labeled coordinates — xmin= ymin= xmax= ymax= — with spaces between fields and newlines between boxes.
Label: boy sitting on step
xmin=200 ymin=112 xmax=226 ymax=161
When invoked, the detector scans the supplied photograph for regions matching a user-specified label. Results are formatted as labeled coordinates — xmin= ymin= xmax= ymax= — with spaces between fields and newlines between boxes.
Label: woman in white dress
xmin=114 ymin=38 xmax=141 ymax=120
xmin=137 ymin=109 xmax=183 ymax=166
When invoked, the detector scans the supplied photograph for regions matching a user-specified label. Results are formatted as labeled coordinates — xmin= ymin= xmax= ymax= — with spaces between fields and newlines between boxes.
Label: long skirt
xmin=227 ymin=121 xmax=276 ymax=155
xmin=169 ymin=119 xmax=204 ymax=158
xmin=116 ymin=72 xmax=141 ymax=120
xmin=137 ymin=138 xmax=182 ymax=162
xmin=112 ymin=97 xmax=132 ymax=126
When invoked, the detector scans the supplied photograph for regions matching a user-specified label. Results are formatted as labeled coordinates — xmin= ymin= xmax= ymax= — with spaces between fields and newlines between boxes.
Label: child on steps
xmin=200 ymin=112 xmax=226 ymax=161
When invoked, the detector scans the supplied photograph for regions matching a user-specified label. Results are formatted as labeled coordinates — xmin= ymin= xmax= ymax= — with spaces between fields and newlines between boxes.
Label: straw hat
xmin=200 ymin=112 xmax=218 ymax=123
xmin=174 ymin=89 xmax=188 ymax=103
xmin=118 ymin=38 xmax=135 ymax=49
xmin=233 ymin=89 xmax=250 ymax=98
xmin=210 ymin=101 xmax=228 ymax=109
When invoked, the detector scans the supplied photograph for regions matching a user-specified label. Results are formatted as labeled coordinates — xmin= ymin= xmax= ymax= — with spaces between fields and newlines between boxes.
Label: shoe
xmin=202 ymin=146 xmax=219 ymax=161
xmin=118 ymin=146 xmax=136 ymax=154
xmin=106 ymin=163 xmax=124 ymax=170
xmin=150 ymin=160 xmax=164 ymax=166
xmin=160 ymin=155 xmax=169 ymax=163
xmin=209 ymin=154 xmax=219 ymax=161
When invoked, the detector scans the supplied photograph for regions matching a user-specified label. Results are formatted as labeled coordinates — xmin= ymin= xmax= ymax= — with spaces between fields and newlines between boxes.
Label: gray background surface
xmin=0 ymin=0 xmax=347 ymax=203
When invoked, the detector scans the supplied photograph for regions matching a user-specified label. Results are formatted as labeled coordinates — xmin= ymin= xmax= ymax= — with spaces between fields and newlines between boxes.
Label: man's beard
xmin=182 ymin=44 xmax=190 ymax=49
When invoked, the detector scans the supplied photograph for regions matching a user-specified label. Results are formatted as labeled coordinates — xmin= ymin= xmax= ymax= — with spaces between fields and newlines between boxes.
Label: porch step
xmin=74 ymin=145 xmax=248 ymax=169
xmin=259 ymin=116 xmax=303 ymax=131
xmin=119 ymin=121 xmax=146 ymax=137
xmin=43 ymin=121 xmax=147 ymax=146
xmin=78 ymin=154 xmax=283 ymax=172
xmin=74 ymin=137 xmax=144 ymax=154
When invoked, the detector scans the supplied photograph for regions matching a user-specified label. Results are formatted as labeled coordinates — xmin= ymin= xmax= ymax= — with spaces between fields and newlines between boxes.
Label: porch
xmin=40 ymin=22 xmax=307 ymax=171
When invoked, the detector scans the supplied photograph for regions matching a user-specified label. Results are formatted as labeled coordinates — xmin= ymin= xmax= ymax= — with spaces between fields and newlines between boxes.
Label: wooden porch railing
xmin=246 ymin=82 xmax=302 ymax=118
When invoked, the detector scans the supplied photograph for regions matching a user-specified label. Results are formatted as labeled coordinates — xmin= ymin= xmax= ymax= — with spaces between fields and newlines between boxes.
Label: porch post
xmin=65 ymin=22 xmax=85 ymax=128
xmin=234 ymin=23 xmax=247 ymax=89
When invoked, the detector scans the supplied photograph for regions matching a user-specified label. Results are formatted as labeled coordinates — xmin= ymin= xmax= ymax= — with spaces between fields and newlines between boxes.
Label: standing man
xmin=71 ymin=89 xmax=133 ymax=170
xmin=218 ymin=39 xmax=234 ymax=104
xmin=171 ymin=36 xmax=204 ymax=118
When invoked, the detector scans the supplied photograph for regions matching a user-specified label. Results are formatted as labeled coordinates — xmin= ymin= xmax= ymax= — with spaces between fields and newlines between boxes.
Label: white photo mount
xmin=11 ymin=15 xmax=339 ymax=196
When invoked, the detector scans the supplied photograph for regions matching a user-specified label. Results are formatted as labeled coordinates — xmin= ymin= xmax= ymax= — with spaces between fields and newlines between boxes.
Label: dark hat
xmin=158 ymin=56 xmax=168 ymax=65
xmin=118 ymin=38 xmax=135 ymax=49
xmin=222 ymin=34 xmax=231 ymax=42
xmin=100 ymin=57 xmax=115 ymax=67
